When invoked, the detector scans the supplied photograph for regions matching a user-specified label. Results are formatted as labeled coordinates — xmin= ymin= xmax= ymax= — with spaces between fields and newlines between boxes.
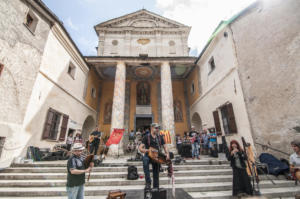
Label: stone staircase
xmin=0 ymin=155 xmax=299 ymax=199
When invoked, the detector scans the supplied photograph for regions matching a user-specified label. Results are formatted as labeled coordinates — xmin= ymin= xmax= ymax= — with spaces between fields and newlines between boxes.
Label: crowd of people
xmin=175 ymin=126 xmax=218 ymax=159
xmin=64 ymin=124 xmax=300 ymax=199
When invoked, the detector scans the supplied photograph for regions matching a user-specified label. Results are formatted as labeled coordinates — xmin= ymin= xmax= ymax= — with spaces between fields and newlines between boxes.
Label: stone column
xmin=160 ymin=61 xmax=176 ymax=148
xmin=108 ymin=61 xmax=126 ymax=156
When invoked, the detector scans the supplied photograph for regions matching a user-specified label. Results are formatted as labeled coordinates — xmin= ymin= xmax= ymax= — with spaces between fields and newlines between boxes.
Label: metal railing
xmin=255 ymin=142 xmax=290 ymax=156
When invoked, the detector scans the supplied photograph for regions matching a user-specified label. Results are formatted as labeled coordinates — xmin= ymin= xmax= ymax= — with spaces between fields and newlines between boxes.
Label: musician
xmin=66 ymin=143 xmax=93 ymax=199
xmin=228 ymin=140 xmax=253 ymax=197
xmin=290 ymin=140 xmax=300 ymax=180
xmin=89 ymin=127 xmax=101 ymax=155
xmin=189 ymin=126 xmax=200 ymax=159
xmin=139 ymin=123 xmax=170 ymax=190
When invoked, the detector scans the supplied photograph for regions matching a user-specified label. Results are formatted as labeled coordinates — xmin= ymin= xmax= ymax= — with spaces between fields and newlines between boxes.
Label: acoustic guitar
xmin=148 ymin=147 xmax=175 ymax=196
xmin=291 ymin=166 xmax=300 ymax=180
xmin=148 ymin=147 xmax=171 ymax=165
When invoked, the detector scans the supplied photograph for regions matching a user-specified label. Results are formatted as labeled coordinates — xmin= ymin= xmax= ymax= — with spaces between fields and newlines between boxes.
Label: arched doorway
xmin=191 ymin=112 xmax=202 ymax=132
xmin=82 ymin=115 xmax=95 ymax=141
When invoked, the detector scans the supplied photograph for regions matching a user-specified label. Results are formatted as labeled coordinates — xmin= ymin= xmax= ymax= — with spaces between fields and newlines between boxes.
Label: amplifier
xmin=144 ymin=188 xmax=167 ymax=199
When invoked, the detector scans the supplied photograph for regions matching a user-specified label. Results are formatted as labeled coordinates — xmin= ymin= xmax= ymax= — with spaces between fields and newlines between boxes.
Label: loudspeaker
xmin=144 ymin=188 xmax=167 ymax=199
xmin=152 ymin=188 xmax=167 ymax=199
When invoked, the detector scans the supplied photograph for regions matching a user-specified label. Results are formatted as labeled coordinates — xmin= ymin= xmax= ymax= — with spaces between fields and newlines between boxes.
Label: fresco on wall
xmin=137 ymin=81 xmax=150 ymax=105
xmin=174 ymin=99 xmax=183 ymax=122
xmin=104 ymin=100 xmax=112 ymax=124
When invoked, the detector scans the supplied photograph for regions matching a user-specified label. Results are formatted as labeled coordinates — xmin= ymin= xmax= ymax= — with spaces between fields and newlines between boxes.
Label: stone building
xmin=0 ymin=0 xmax=299 ymax=165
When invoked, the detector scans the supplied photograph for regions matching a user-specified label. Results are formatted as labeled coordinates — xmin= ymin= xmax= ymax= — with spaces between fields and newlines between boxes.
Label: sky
xmin=42 ymin=0 xmax=256 ymax=56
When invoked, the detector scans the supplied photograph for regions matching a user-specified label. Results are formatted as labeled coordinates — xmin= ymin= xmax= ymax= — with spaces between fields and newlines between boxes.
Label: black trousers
xmin=143 ymin=154 xmax=160 ymax=188
xmin=89 ymin=143 xmax=99 ymax=155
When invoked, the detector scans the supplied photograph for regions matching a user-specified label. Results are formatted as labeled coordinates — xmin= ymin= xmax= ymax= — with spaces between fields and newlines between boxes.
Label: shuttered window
xmin=59 ymin=115 xmax=69 ymax=141
xmin=213 ymin=110 xmax=222 ymax=135
xmin=220 ymin=103 xmax=238 ymax=135
xmin=42 ymin=108 xmax=62 ymax=140
xmin=0 ymin=63 xmax=4 ymax=77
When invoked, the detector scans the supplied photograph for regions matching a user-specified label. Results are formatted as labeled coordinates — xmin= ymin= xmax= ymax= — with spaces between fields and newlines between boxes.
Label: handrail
xmin=255 ymin=142 xmax=290 ymax=156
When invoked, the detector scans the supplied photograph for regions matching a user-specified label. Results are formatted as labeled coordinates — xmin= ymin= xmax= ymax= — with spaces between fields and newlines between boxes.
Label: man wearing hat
xmin=139 ymin=123 xmax=170 ymax=190
xmin=66 ymin=143 xmax=93 ymax=199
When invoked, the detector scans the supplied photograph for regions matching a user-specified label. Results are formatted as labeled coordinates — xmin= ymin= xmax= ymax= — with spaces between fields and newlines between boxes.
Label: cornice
xmin=52 ymin=24 xmax=89 ymax=74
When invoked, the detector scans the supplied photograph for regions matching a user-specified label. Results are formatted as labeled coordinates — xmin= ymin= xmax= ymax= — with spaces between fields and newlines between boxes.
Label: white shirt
xmin=290 ymin=152 xmax=300 ymax=166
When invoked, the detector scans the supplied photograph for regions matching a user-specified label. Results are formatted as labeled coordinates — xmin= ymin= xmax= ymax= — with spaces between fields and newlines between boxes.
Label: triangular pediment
xmin=95 ymin=9 xmax=189 ymax=29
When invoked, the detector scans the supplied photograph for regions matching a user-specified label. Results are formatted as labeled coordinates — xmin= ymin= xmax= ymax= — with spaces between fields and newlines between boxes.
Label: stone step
xmin=0 ymin=175 xmax=286 ymax=187
xmin=1 ymin=164 xmax=231 ymax=173
xmin=0 ymin=181 xmax=294 ymax=197
xmin=190 ymin=187 xmax=300 ymax=199
xmin=11 ymin=159 xmax=229 ymax=168
xmin=0 ymin=169 xmax=233 ymax=180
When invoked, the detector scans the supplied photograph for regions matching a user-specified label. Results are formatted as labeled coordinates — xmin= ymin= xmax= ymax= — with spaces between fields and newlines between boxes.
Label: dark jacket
xmin=227 ymin=151 xmax=247 ymax=169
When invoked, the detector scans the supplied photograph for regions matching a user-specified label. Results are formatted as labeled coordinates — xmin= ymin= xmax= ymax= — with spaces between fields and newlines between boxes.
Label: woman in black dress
xmin=228 ymin=140 xmax=253 ymax=197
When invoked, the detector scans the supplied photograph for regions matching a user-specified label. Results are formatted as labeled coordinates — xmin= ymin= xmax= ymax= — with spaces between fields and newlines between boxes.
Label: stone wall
xmin=0 ymin=0 xmax=50 ymax=127
xmin=191 ymin=26 xmax=254 ymax=147
xmin=0 ymin=0 xmax=51 ymax=167
xmin=231 ymin=0 xmax=300 ymax=157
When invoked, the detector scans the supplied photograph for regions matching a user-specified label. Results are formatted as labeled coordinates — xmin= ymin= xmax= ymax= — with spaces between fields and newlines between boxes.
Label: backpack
xmin=127 ymin=165 xmax=139 ymax=180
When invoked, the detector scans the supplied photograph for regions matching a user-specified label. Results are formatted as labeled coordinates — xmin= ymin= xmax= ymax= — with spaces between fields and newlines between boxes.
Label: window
xmin=0 ymin=137 xmax=6 ymax=158
xmin=111 ymin=40 xmax=118 ymax=54
xmin=212 ymin=110 xmax=222 ymax=135
xmin=91 ymin=87 xmax=96 ymax=98
xmin=220 ymin=103 xmax=238 ymax=135
xmin=67 ymin=62 xmax=76 ymax=79
xmin=208 ymin=57 xmax=216 ymax=75
xmin=169 ymin=40 xmax=176 ymax=54
xmin=24 ymin=10 xmax=38 ymax=33
xmin=42 ymin=108 xmax=62 ymax=140
xmin=190 ymin=82 xmax=195 ymax=95
xmin=0 ymin=63 xmax=4 ymax=77
xmin=42 ymin=108 xmax=69 ymax=141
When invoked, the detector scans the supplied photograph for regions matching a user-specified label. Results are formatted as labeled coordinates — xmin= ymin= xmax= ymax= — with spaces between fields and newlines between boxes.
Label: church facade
xmin=0 ymin=0 xmax=299 ymax=165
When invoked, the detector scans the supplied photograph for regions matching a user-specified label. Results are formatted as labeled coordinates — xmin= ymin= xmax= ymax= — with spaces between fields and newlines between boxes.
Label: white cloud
xmin=65 ymin=17 xmax=79 ymax=31
xmin=155 ymin=0 xmax=256 ymax=55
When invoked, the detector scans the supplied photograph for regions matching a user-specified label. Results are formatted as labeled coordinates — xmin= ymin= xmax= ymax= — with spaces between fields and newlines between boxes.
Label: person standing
xmin=139 ymin=123 xmax=170 ymax=189
xmin=227 ymin=140 xmax=253 ymax=197
xmin=208 ymin=129 xmax=217 ymax=156
xmin=74 ymin=133 xmax=83 ymax=144
xmin=290 ymin=140 xmax=300 ymax=181
xmin=66 ymin=143 xmax=93 ymax=199
xmin=89 ymin=127 xmax=101 ymax=155
xmin=201 ymin=130 xmax=209 ymax=155
xmin=189 ymin=126 xmax=200 ymax=159
xmin=66 ymin=132 xmax=74 ymax=151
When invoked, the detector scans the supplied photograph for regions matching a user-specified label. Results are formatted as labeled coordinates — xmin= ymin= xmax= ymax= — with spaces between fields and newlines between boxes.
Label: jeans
xmin=143 ymin=154 xmax=160 ymax=188
xmin=66 ymin=184 xmax=84 ymax=199
xmin=192 ymin=142 xmax=199 ymax=158
xmin=89 ymin=143 xmax=99 ymax=155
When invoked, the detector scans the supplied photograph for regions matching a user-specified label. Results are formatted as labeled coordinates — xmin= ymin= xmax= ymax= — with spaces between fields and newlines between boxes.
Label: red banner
xmin=106 ymin=128 xmax=125 ymax=146
xmin=160 ymin=130 xmax=171 ymax=144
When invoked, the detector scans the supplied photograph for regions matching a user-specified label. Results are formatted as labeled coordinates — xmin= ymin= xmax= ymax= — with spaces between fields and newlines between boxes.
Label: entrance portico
xmin=86 ymin=56 xmax=196 ymax=155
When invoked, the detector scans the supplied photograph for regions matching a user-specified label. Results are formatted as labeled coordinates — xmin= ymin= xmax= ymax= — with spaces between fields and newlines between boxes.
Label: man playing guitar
xmin=139 ymin=123 xmax=170 ymax=190
xmin=89 ymin=126 xmax=101 ymax=155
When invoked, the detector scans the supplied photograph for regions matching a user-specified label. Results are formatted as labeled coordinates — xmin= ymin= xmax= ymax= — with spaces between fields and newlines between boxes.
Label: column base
xmin=107 ymin=144 xmax=124 ymax=157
